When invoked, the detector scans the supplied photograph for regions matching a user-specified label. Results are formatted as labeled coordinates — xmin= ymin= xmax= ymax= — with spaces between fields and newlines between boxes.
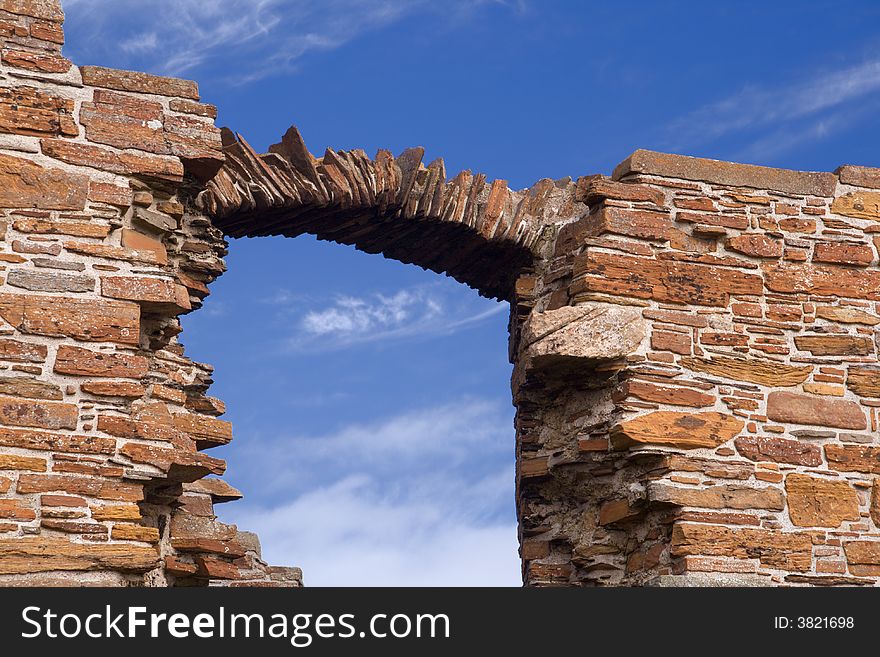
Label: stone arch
xmin=197 ymin=126 xmax=583 ymax=301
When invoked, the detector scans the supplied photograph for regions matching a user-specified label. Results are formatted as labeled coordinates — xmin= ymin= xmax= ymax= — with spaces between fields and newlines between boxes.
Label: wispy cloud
xmin=63 ymin=0 xmax=518 ymax=83
xmin=276 ymin=283 xmax=506 ymax=352
xmin=219 ymin=398 xmax=519 ymax=586
xmin=666 ymin=58 xmax=880 ymax=159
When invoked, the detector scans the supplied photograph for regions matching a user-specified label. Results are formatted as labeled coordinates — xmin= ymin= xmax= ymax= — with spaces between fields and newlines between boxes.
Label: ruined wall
xmin=0 ymin=0 xmax=299 ymax=586
xmin=515 ymin=154 xmax=880 ymax=586
xmin=1 ymin=0 xmax=879 ymax=588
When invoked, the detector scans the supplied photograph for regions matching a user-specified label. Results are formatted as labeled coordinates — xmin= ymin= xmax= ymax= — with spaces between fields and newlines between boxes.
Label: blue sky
xmin=62 ymin=0 xmax=880 ymax=585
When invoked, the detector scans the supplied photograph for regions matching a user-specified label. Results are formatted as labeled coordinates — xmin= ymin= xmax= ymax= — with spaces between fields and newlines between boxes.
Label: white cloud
xmin=283 ymin=284 xmax=507 ymax=352
xmin=218 ymin=398 xmax=519 ymax=586
xmin=666 ymin=58 xmax=880 ymax=158
xmin=62 ymin=0 xmax=519 ymax=83
xmin=227 ymin=475 xmax=520 ymax=586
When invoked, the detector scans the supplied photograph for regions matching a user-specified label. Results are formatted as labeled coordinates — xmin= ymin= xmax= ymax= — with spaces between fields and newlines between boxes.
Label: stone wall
xmin=0 ymin=0 xmax=299 ymax=586
xmin=1 ymin=0 xmax=879 ymax=587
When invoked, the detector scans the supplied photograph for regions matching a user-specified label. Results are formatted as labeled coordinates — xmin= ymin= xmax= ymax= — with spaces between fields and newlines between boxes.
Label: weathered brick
xmin=16 ymin=474 xmax=142 ymax=501
xmin=41 ymin=138 xmax=184 ymax=182
xmin=623 ymin=380 xmax=714 ymax=407
xmin=80 ymin=381 xmax=146 ymax=398
xmin=0 ymin=453 xmax=45 ymax=471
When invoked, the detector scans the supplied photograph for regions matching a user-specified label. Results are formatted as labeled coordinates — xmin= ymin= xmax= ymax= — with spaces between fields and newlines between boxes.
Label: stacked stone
xmin=200 ymin=128 xmax=584 ymax=301
xmin=514 ymin=151 xmax=880 ymax=586
xmin=0 ymin=0 xmax=299 ymax=586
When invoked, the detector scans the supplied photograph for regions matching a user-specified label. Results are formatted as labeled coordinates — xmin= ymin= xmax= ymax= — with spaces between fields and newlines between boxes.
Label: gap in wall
xmin=179 ymin=235 xmax=520 ymax=586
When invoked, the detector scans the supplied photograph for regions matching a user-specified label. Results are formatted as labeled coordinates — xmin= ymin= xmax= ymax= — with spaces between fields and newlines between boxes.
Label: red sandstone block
xmin=81 ymin=66 xmax=200 ymax=100
xmin=613 ymin=149 xmax=837 ymax=197
xmin=54 ymin=345 xmax=149 ymax=379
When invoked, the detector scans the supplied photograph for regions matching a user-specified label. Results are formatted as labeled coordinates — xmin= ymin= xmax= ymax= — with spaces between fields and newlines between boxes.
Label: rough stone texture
xmin=0 ymin=1 xmax=297 ymax=588
xmin=2 ymin=0 xmax=880 ymax=589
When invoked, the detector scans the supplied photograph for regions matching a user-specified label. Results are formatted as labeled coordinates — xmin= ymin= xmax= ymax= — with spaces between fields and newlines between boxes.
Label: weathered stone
xmin=80 ymin=381 xmax=146 ymax=398
xmin=521 ymin=304 xmax=645 ymax=365
xmin=0 ymin=536 xmax=158 ymax=574
xmin=670 ymin=522 xmax=813 ymax=571
xmin=0 ymin=395 xmax=76 ymax=430
xmin=575 ymin=175 xmax=665 ymax=206
xmin=734 ymin=436 xmax=822 ymax=466
xmin=648 ymin=481 xmax=784 ymax=510
xmin=726 ymin=234 xmax=783 ymax=258
xmin=120 ymin=442 xmax=225 ymax=482
xmin=813 ymin=241 xmax=875 ymax=266
xmin=1 ymin=49 xmax=71 ymax=73
xmin=847 ymin=367 xmax=880 ymax=398
xmin=0 ymin=454 xmax=45 ymax=471
xmin=17 ymin=474 xmax=142 ymax=501
xmin=184 ymin=478 xmax=243 ymax=503
xmin=80 ymin=66 xmax=200 ymax=100
xmin=0 ymin=1 xmax=61 ymax=20
xmin=120 ymin=229 xmax=168 ymax=265
xmin=816 ymin=306 xmax=880 ymax=325
xmin=680 ymin=355 xmax=811 ymax=387
xmin=101 ymin=276 xmax=191 ymax=312
xmin=0 ymin=152 xmax=86 ymax=210
xmin=54 ymin=345 xmax=149 ymax=379
xmin=0 ymin=426 xmax=113 ymax=454
xmin=766 ymin=391 xmax=866 ymax=430
xmin=42 ymin=138 xmax=184 ymax=181
xmin=843 ymin=541 xmax=880 ymax=573
xmin=6 ymin=269 xmax=94 ymax=293
xmin=825 ymin=444 xmax=880 ymax=474
xmin=0 ymin=376 xmax=60 ymax=400
xmin=12 ymin=218 xmax=111 ymax=239
xmin=0 ymin=339 xmax=46 ymax=364
xmin=612 ymin=411 xmax=743 ymax=450
xmin=785 ymin=474 xmax=860 ymax=528
xmin=110 ymin=524 xmax=161 ymax=543
xmin=764 ymin=262 xmax=880 ymax=300
xmin=573 ymin=251 xmax=763 ymax=306
xmin=831 ymin=190 xmax=880 ymax=221
xmin=623 ymin=380 xmax=714 ymax=407
xmin=0 ymin=294 xmax=140 ymax=344
xmin=836 ymin=165 xmax=880 ymax=189
xmin=0 ymin=87 xmax=76 ymax=138
xmin=794 ymin=334 xmax=874 ymax=356
xmin=614 ymin=150 xmax=837 ymax=197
